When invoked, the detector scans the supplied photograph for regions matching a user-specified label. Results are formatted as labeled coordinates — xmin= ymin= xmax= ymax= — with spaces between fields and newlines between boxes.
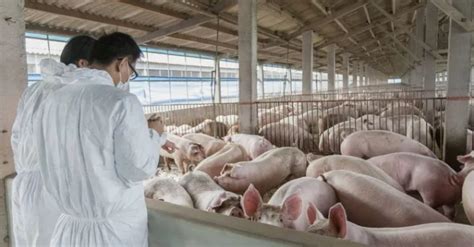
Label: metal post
xmin=342 ymin=53 xmax=350 ymax=89
xmin=327 ymin=44 xmax=336 ymax=91
xmin=444 ymin=0 xmax=472 ymax=168
xmin=302 ymin=31 xmax=314 ymax=94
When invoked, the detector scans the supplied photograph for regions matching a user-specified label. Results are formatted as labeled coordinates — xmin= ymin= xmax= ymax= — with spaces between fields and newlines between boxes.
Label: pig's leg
xmin=164 ymin=157 xmax=172 ymax=171
xmin=440 ymin=205 xmax=456 ymax=220
xmin=175 ymin=156 xmax=185 ymax=174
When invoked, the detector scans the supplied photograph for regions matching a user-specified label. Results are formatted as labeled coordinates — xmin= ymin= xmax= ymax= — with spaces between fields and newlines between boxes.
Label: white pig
xmin=319 ymin=171 xmax=450 ymax=227
xmin=159 ymin=133 xmax=206 ymax=174
xmin=194 ymin=143 xmax=249 ymax=178
xmin=240 ymin=183 xmax=324 ymax=231
xmin=182 ymin=133 xmax=226 ymax=157
xmin=144 ymin=177 xmax=193 ymax=207
xmin=463 ymin=172 xmax=474 ymax=225
xmin=179 ymin=171 xmax=243 ymax=217
xmin=308 ymin=203 xmax=474 ymax=247
xmin=306 ymin=154 xmax=403 ymax=192
xmin=215 ymin=147 xmax=307 ymax=194
xmin=368 ymin=152 xmax=462 ymax=219
xmin=340 ymin=130 xmax=437 ymax=159
xmin=223 ymin=134 xmax=273 ymax=160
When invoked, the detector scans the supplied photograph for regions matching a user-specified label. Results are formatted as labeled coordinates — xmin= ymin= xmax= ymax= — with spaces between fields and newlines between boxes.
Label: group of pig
xmin=146 ymin=127 xmax=474 ymax=246
xmin=163 ymin=99 xmax=442 ymax=159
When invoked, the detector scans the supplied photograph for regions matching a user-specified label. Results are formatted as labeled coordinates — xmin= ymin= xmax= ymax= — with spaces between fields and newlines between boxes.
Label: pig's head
xmin=208 ymin=191 xmax=243 ymax=218
xmin=241 ymin=184 xmax=304 ymax=229
xmin=307 ymin=203 xmax=347 ymax=239
xmin=187 ymin=143 xmax=206 ymax=163
xmin=306 ymin=153 xmax=323 ymax=163
xmin=456 ymin=151 xmax=474 ymax=180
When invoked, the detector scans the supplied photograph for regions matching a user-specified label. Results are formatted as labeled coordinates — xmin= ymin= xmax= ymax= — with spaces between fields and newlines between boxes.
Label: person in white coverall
xmin=11 ymin=35 xmax=96 ymax=247
xmin=34 ymin=32 xmax=175 ymax=247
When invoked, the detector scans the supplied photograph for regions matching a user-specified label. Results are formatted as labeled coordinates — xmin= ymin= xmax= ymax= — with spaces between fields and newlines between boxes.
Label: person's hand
xmin=148 ymin=116 xmax=164 ymax=134
xmin=162 ymin=140 xmax=176 ymax=154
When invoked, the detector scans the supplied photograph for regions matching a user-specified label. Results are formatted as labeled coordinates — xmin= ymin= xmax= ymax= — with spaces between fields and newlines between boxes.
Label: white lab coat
xmin=11 ymin=59 xmax=79 ymax=246
xmin=34 ymin=67 xmax=165 ymax=247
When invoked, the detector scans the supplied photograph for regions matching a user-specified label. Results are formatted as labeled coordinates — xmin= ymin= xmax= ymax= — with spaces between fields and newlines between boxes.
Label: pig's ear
xmin=457 ymin=153 xmax=473 ymax=164
xmin=241 ymin=184 xmax=262 ymax=218
xmin=328 ymin=203 xmax=347 ymax=239
xmin=306 ymin=202 xmax=318 ymax=225
xmin=282 ymin=193 xmax=302 ymax=221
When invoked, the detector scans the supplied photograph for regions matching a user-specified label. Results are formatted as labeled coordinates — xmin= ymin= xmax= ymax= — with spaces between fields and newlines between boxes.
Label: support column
xmin=327 ymin=44 xmax=336 ymax=91
xmin=342 ymin=53 xmax=350 ymax=89
xmin=238 ymin=0 xmax=257 ymax=134
xmin=214 ymin=56 xmax=222 ymax=103
xmin=358 ymin=61 xmax=364 ymax=87
xmin=257 ymin=64 xmax=265 ymax=99
xmin=414 ymin=7 xmax=426 ymax=87
xmin=364 ymin=64 xmax=369 ymax=86
xmin=423 ymin=2 xmax=438 ymax=95
xmin=302 ymin=31 xmax=314 ymax=94
xmin=444 ymin=0 xmax=472 ymax=168
xmin=408 ymin=28 xmax=417 ymax=86
xmin=1 ymin=0 xmax=27 ymax=245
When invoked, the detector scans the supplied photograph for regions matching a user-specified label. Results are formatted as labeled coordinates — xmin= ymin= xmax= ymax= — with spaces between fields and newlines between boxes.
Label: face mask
xmin=116 ymin=62 xmax=130 ymax=92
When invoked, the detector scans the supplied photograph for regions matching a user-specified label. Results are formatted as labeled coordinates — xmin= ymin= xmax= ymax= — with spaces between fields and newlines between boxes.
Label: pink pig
xmin=368 ymin=152 xmax=462 ymax=219
xmin=319 ymin=170 xmax=450 ymax=227
xmin=308 ymin=203 xmax=474 ymax=247
xmin=340 ymin=130 xmax=437 ymax=159
xmin=223 ymin=134 xmax=273 ymax=160
xmin=215 ymin=147 xmax=307 ymax=195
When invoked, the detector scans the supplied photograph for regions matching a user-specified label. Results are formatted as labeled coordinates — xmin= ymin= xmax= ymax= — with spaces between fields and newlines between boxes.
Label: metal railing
xmin=144 ymin=96 xmax=446 ymax=159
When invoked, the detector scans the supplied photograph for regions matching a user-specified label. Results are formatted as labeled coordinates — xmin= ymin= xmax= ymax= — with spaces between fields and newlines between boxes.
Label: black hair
xmin=60 ymin=35 xmax=96 ymax=65
xmin=90 ymin=32 xmax=142 ymax=65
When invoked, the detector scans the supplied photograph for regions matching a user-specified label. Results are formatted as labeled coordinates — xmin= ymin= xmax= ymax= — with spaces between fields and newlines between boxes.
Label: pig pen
xmin=4 ymin=174 xmax=364 ymax=247
xmin=144 ymin=91 xmax=446 ymax=160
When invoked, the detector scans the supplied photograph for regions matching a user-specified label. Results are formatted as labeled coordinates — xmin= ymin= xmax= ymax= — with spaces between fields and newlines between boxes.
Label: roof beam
xmin=314 ymin=2 xmax=424 ymax=49
xmin=25 ymin=0 xmax=155 ymax=32
xmin=430 ymin=0 xmax=474 ymax=32
xmin=369 ymin=0 xmax=443 ymax=60
xmin=136 ymin=15 xmax=213 ymax=44
xmin=288 ymin=0 xmax=369 ymax=39
xmin=391 ymin=0 xmax=397 ymax=32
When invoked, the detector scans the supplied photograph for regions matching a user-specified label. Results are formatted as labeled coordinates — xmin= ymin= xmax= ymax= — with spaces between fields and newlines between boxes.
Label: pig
xmin=318 ymin=171 xmax=450 ymax=227
xmin=317 ymin=113 xmax=352 ymax=135
xmin=268 ymin=177 xmax=337 ymax=217
xmin=319 ymin=115 xmax=383 ymax=154
xmin=455 ymin=151 xmax=474 ymax=181
xmin=215 ymin=114 xmax=239 ymax=128
xmin=340 ymin=130 xmax=437 ymax=159
xmin=279 ymin=115 xmax=309 ymax=131
xmin=240 ymin=181 xmax=329 ymax=231
xmin=194 ymin=143 xmax=248 ymax=178
xmin=299 ymin=109 xmax=324 ymax=134
xmin=159 ymin=133 xmax=206 ymax=174
xmin=200 ymin=121 xmax=228 ymax=138
xmin=380 ymin=105 xmax=424 ymax=118
xmin=179 ymin=171 xmax=243 ymax=217
xmin=308 ymin=203 xmax=474 ymax=247
xmin=258 ymin=111 xmax=285 ymax=126
xmin=368 ymin=152 xmax=461 ymax=219
xmin=164 ymin=125 xmax=177 ymax=133
xmin=223 ymin=134 xmax=273 ymax=160
xmin=463 ymin=172 xmax=474 ymax=224
xmin=306 ymin=155 xmax=403 ymax=192
xmin=144 ymin=177 xmax=193 ymax=208
xmin=171 ymin=124 xmax=192 ymax=135
xmin=227 ymin=124 xmax=239 ymax=136
xmin=259 ymin=122 xmax=317 ymax=153
xmin=182 ymin=133 xmax=226 ymax=157
xmin=181 ymin=119 xmax=213 ymax=134
xmin=215 ymin=147 xmax=307 ymax=195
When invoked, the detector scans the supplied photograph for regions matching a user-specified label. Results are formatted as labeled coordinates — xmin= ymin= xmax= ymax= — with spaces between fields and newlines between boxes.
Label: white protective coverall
xmin=34 ymin=68 xmax=166 ymax=247
xmin=11 ymin=59 xmax=79 ymax=246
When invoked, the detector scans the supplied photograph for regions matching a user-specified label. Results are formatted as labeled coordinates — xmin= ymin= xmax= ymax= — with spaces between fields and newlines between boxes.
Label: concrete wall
xmin=0 ymin=0 xmax=28 ymax=245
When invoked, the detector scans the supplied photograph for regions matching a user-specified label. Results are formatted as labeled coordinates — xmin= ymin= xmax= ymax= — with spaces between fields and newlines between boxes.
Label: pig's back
xmin=323 ymin=171 xmax=450 ymax=227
